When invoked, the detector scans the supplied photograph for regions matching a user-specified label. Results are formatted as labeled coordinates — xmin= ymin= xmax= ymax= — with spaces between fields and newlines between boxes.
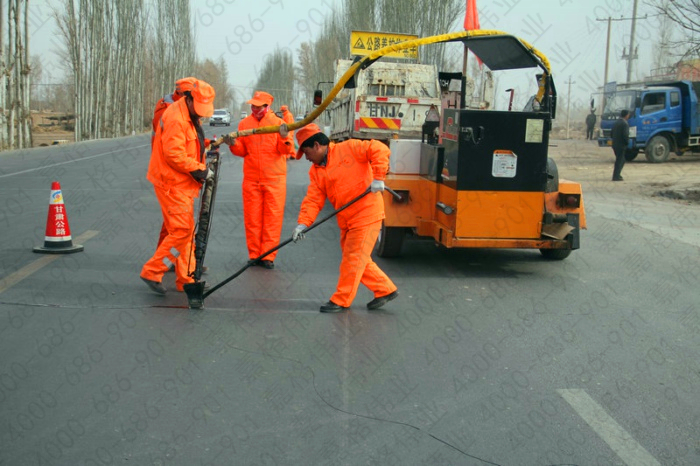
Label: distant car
xmin=210 ymin=109 xmax=231 ymax=126
xmin=240 ymin=111 xmax=248 ymax=120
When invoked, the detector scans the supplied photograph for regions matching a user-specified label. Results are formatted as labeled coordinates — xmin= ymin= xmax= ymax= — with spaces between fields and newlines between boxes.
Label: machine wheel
xmin=544 ymin=157 xmax=559 ymax=193
xmin=376 ymin=222 xmax=405 ymax=258
xmin=645 ymin=135 xmax=670 ymax=163
xmin=624 ymin=149 xmax=639 ymax=161
xmin=540 ymin=248 xmax=572 ymax=260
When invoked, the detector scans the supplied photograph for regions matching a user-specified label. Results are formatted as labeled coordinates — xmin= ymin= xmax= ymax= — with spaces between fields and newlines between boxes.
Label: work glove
xmin=279 ymin=123 xmax=289 ymax=138
xmin=292 ymin=224 xmax=307 ymax=243
xmin=222 ymin=134 xmax=236 ymax=146
xmin=370 ymin=179 xmax=385 ymax=193
xmin=190 ymin=168 xmax=214 ymax=182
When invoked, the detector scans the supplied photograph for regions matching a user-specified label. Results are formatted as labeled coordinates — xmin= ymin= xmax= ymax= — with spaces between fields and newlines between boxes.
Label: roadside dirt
xmin=549 ymin=137 xmax=700 ymax=205
xmin=32 ymin=112 xmax=74 ymax=147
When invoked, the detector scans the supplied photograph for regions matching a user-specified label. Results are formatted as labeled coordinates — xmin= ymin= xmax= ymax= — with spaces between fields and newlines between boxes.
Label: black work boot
xmin=366 ymin=290 xmax=399 ymax=310
xmin=141 ymin=277 xmax=166 ymax=295
xmin=319 ymin=301 xmax=348 ymax=313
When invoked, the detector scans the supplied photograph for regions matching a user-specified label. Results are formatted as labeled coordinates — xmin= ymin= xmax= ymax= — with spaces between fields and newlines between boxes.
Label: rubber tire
xmin=376 ymin=222 xmax=405 ymax=258
xmin=544 ymin=157 xmax=559 ymax=193
xmin=645 ymin=135 xmax=670 ymax=163
xmin=624 ymin=149 xmax=639 ymax=161
xmin=540 ymin=248 xmax=572 ymax=260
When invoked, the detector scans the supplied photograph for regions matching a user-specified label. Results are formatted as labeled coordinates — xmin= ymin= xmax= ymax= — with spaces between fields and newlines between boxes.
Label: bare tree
xmin=253 ymin=47 xmax=296 ymax=112
xmin=376 ymin=0 xmax=463 ymax=69
xmin=650 ymin=0 xmax=677 ymax=76
xmin=647 ymin=0 xmax=700 ymax=61
xmin=195 ymin=58 xmax=236 ymax=110
xmin=0 ymin=0 xmax=33 ymax=149
xmin=292 ymin=0 xmax=464 ymax=111
xmin=54 ymin=0 xmax=194 ymax=141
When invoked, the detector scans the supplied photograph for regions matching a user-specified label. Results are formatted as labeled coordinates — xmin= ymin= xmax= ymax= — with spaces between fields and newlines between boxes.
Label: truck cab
xmin=598 ymin=81 xmax=699 ymax=162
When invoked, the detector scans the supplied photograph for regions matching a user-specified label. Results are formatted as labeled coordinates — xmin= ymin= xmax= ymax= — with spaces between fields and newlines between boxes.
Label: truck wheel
xmin=544 ymin=158 xmax=559 ymax=193
xmin=540 ymin=248 xmax=572 ymax=260
xmin=624 ymin=149 xmax=639 ymax=161
xmin=645 ymin=135 xmax=670 ymax=163
xmin=376 ymin=222 xmax=405 ymax=258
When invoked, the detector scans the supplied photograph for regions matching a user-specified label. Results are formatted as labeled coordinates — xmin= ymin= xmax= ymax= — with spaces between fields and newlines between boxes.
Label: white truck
xmin=326 ymin=59 xmax=441 ymax=142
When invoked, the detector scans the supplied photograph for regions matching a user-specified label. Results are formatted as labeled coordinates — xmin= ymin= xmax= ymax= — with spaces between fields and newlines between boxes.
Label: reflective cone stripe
xmin=33 ymin=181 xmax=84 ymax=254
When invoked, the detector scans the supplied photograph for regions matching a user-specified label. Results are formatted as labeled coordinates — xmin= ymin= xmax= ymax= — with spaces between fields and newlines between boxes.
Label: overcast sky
xmin=30 ymin=0 xmax=664 ymax=110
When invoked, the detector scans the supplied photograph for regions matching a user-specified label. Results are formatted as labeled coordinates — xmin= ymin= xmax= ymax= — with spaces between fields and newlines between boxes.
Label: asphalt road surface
xmin=1 ymin=129 xmax=699 ymax=465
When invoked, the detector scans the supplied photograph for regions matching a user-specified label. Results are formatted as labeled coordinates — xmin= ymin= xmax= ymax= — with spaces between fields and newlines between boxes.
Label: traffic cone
xmin=33 ymin=181 xmax=84 ymax=254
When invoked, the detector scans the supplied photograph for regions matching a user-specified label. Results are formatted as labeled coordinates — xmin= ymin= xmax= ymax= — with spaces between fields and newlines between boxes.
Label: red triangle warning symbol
xmin=353 ymin=38 xmax=365 ymax=49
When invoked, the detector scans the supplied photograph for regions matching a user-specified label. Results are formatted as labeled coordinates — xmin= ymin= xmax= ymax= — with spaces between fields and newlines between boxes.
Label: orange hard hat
xmin=191 ymin=80 xmax=215 ymax=118
xmin=175 ymin=77 xmax=196 ymax=94
xmin=280 ymin=105 xmax=289 ymax=111
xmin=247 ymin=91 xmax=273 ymax=107
xmin=295 ymin=123 xmax=321 ymax=159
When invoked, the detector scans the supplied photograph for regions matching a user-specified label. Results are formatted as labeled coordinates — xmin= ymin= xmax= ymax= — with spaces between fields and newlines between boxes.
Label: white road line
xmin=0 ymin=230 xmax=99 ymax=294
xmin=558 ymin=389 xmax=661 ymax=466
xmin=0 ymin=144 xmax=149 ymax=179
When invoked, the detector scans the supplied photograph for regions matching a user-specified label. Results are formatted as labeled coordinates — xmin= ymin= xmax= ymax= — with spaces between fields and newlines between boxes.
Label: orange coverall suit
xmin=151 ymin=93 xmax=211 ymax=247
xmin=229 ymin=112 xmax=294 ymax=261
xmin=151 ymin=93 xmax=179 ymax=246
xmin=298 ymin=140 xmax=397 ymax=307
xmin=141 ymin=98 xmax=206 ymax=291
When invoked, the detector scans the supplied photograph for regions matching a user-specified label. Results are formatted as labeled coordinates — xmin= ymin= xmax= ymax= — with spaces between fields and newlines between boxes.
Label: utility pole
xmin=623 ymin=0 xmax=640 ymax=83
xmin=566 ymin=76 xmax=575 ymax=139
xmin=596 ymin=8 xmax=647 ymax=110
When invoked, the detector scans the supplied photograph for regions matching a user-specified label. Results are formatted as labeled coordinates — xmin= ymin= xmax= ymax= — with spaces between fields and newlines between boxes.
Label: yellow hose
xmin=212 ymin=30 xmax=551 ymax=146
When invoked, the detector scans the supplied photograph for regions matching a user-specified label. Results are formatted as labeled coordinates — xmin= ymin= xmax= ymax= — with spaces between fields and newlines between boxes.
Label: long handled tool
xmin=183 ymin=187 xmax=402 ymax=309
xmin=189 ymin=148 xmax=221 ymax=282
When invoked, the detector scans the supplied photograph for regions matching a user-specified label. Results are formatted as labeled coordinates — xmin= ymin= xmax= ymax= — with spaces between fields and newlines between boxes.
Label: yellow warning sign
xmin=350 ymin=30 xmax=418 ymax=59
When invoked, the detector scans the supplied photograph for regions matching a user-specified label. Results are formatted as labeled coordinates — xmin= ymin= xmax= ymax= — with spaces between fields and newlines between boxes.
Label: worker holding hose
xmin=223 ymin=91 xmax=294 ymax=269
xmin=288 ymin=123 xmax=399 ymax=313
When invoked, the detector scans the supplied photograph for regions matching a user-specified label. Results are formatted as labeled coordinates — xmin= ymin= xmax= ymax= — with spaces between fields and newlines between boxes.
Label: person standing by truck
xmin=611 ymin=109 xmax=631 ymax=181
xmin=289 ymin=123 xmax=398 ymax=313
xmin=585 ymin=109 xmax=596 ymax=140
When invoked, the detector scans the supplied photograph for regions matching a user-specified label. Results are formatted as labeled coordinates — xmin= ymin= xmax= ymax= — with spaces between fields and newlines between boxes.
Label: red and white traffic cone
xmin=33 ymin=181 xmax=84 ymax=254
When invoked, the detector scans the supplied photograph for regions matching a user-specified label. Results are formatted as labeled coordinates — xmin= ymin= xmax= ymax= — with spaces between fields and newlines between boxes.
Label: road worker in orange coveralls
xmin=140 ymin=79 xmax=216 ymax=295
xmin=151 ymin=77 xmax=197 ymax=248
xmin=223 ymin=91 xmax=294 ymax=269
xmin=288 ymin=123 xmax=399 ymax=313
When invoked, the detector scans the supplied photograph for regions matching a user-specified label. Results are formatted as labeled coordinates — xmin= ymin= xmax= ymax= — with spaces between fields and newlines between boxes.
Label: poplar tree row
xmin=0 ymin=0 xmax=32 ymax=149
xmin=55 ymin=0 xmax=194 ymax=142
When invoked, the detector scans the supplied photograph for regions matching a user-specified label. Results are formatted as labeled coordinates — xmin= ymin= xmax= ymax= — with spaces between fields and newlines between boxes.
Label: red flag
xmin=464 ymin=0 xmax=480 ymax=30
xmin=464 ymin=0 xmax=483 ymax=67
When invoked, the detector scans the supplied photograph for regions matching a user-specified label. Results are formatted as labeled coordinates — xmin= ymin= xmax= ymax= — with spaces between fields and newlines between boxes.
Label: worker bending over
xmin=290 ymin=123 xmax=399 ymax=313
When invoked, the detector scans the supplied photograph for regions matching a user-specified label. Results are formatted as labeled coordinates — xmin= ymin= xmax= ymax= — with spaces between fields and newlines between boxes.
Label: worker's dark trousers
xmin=612 ymin=147 xmax=626 ymax=180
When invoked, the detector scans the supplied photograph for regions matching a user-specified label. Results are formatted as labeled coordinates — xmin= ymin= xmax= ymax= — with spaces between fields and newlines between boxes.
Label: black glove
xmin=190 ymin=168 xmax=213 ymax=182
